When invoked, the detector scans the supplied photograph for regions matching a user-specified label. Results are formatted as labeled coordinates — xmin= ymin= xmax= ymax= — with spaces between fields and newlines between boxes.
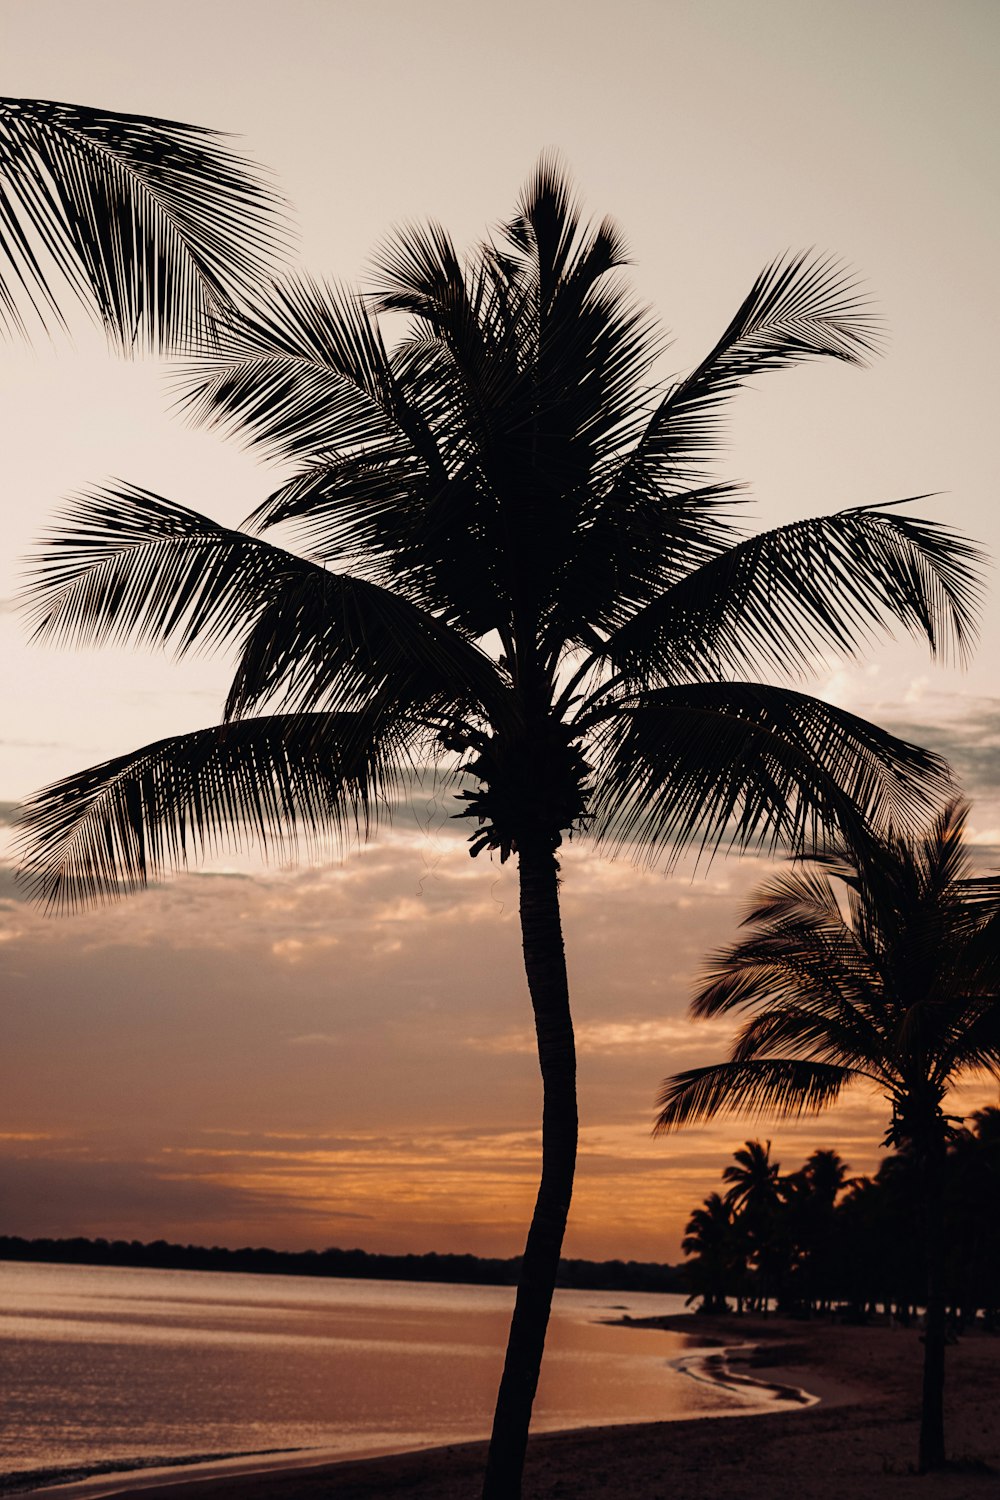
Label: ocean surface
xmin=0 ymin=1262 xmax=778 ymax=1484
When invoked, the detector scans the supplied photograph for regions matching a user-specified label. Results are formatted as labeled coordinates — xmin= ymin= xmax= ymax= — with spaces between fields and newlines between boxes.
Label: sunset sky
xmin=2 ymin=0 xmax=999 ymax=1263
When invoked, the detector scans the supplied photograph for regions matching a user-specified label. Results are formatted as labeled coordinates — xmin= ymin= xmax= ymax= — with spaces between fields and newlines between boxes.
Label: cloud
xmin=887 ymin=695 xmax=1000 ymax=781
xmin=272 ymin=935 xmax=339 ymax=962
xmin=0 ymin=1150 xmax=365 ymax=1244
xmin=466 ymin=1016 xmax=735 ymax=1056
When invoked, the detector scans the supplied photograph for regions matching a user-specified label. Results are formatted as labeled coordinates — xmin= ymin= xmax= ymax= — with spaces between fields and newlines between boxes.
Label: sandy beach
xmin=21 ymin=1315 xmax=999 ymax=1500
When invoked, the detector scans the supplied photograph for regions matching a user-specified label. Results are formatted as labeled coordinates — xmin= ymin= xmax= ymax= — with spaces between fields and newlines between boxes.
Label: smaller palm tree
xmin=722 ymin=1138 xmax=781 ymax=1213
xmin=656 ymin=799 xmax=1000 ymax=1470
xmin=681 ymin=1192 xmax=743 ymax=1314
xmin=783 ymin=1148 xmax=851 ymax=1313
xmin=722 ymin=1138 xmax=784 ymax=1314
xmin=800 ymin=1147 xmax=851 ymax=1209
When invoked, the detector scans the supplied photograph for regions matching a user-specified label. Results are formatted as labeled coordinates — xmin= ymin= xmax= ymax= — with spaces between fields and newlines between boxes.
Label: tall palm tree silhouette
xmin=0 ymin=96 xmax=283 ymax=348
xmin=656 ymin=799 xmax=1000 ymax=1471
xmin=16 ymin=160 xmax=984 ymax=1497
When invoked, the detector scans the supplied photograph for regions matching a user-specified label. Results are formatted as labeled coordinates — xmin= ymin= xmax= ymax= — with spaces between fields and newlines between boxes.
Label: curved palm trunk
xmin=482 ymin=833 xmax=577 ymax=1500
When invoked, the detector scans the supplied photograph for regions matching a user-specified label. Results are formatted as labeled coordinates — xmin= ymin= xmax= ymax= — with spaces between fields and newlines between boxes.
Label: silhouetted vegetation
xmin=659 ymin=801 xmax=1000 ymax=1469
xmin=0 ymin=96 xmax=284 ymax=349
xmin=0 ymin=1235 xmax=682 ymax=1293
xmin=682 ymin=1116 xmax=1000 ymax=1326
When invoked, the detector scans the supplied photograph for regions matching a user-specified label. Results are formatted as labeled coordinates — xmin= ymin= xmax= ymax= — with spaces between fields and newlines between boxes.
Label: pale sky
xmin=1 ymin=0 xmax=998 ymax=1261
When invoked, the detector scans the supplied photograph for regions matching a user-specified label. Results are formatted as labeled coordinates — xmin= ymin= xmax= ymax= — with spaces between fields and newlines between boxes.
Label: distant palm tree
xmin=0 ymin=96 xmax=283 ymax=348
xmin=784 ymin=1147 xmax=851 ymax=1313
xmin=800 ymin=1147 xmax=851 ymax=1209
xmin=681 ymin=1192 xmax=742 ymax=1314
xmin=723 ymin=1138 xmax=781 ymax=1215
xmin=722 ymin=1139 xmax=784 ymax=1313
xmin=16 ymin=162 xmax=984 ymax=1498
xmin=656 ymin=799 xmax=1000 ymax=1470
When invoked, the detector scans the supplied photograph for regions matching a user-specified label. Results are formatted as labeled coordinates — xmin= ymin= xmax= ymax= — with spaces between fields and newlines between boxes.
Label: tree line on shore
xmin=0 ymin=1234 xmax=683 ymax=1293
xmin=682 ymin=1117 xmax=1000 ymax=1326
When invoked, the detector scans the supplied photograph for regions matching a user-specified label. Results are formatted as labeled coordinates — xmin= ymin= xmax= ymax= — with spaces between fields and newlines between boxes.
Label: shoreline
xmin=7 ymin=1313 xmax=818 ymax=1498
xmin=11 ymin=1316 xmax=1000 ymax=1499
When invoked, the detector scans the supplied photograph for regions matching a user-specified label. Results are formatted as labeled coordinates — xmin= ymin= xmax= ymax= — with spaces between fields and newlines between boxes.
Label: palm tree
xmin=681 ymin=1192 xmax=742 ymax=1314
xmin=722 ymin=1138 xmax=781 ymax=1215
xmin=722 ymin=1139 xmax=784 ymax=1313
xmin=15 ymin=162 xmax=984 ymax=1498
xmin=656 ymin=799 xmax=1000 ymax=1470
xmin=785 ymin=1147 xmax=851 ymax=1313
xmin=801 ymin=1147 xmax=851 ymax=1209
xmin=0 ymin=95 xmax=283 ymax=348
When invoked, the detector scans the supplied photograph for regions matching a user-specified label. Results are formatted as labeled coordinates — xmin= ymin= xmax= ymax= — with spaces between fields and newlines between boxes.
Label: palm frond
xmin=245 ymin=447 xmax=506 ymax=638
xmin=20 ymin=484 xmax=507 ymax=725
xmin=730 ymin=1006 xmax=889 ymax=1079
xmin=654 ymin=1059 xmax=854 ymax=1132
xmin=503 ymin=152 xmax=589 ymax=305
xmin=221 ymin=559 xmax=506 ymax=724
xmin=935 ymin=994 xmax=1000 ymax=1081
xmin=692 ymin=905 xmax=891 ymax=1075
xmin=371 ymin=218 xmax=473 ymax=321
xmin=739 ymin=864 xmax=849 ymax=930
xmin=177 ymin=275 xmax=401 ymax=459
xmin=242 ymin=447 xmax=425 ymax=561
xmin=545 ymin=483 xmax=743 ymax=665
xmin=0 ymin=96 xmax=286 ymax=349
xmin=694 ymin=927 xmax=879 ymax=1025
xmin=22 ymin=483 xmax=298 ymax=655
xmin=599 ymin=504 xmax=984 ymax=687
xmin=614 ymin=251 xmax=880 ymax=494
xmin=587 ymin=682 xmax=952 ymax=863
xmin=14 ymin=712 xmax=408 ymax=911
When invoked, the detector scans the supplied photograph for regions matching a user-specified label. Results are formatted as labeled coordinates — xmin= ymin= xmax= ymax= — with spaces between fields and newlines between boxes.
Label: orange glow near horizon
xmin=3 ymin=834 xmax=998 ymax=1262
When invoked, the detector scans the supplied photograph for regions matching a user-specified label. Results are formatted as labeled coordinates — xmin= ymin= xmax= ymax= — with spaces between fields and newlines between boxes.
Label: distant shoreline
xmin=0 ymin=1235 xmax=682 ymax=1294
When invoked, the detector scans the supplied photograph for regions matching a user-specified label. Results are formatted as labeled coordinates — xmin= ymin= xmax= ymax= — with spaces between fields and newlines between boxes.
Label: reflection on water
xmin=0 ymin=1263 xmax=751 ymax=1478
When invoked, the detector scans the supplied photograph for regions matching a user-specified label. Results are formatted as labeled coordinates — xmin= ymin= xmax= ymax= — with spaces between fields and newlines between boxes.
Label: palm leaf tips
xmin=655 ymin=1059 xmax=851 ymax=1132
xmin=0 ymin=96 xmax=287 ymax=349
xmin=14 ymin=714 xmax=401 ymax=912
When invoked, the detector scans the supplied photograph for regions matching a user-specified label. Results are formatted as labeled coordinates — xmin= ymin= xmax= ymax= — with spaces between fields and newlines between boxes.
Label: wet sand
xmin=18 ymin=1316 xmax=1000 ymax=1499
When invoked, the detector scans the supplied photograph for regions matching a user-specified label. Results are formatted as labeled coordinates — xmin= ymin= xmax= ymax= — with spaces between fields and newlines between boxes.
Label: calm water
xmin=0 ymin=1263 xmax=759 ymax=1481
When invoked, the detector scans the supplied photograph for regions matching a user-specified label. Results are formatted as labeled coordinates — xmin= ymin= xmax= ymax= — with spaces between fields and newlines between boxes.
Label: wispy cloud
xmin=466 ymin=1016 xmax=735 ymax=1056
